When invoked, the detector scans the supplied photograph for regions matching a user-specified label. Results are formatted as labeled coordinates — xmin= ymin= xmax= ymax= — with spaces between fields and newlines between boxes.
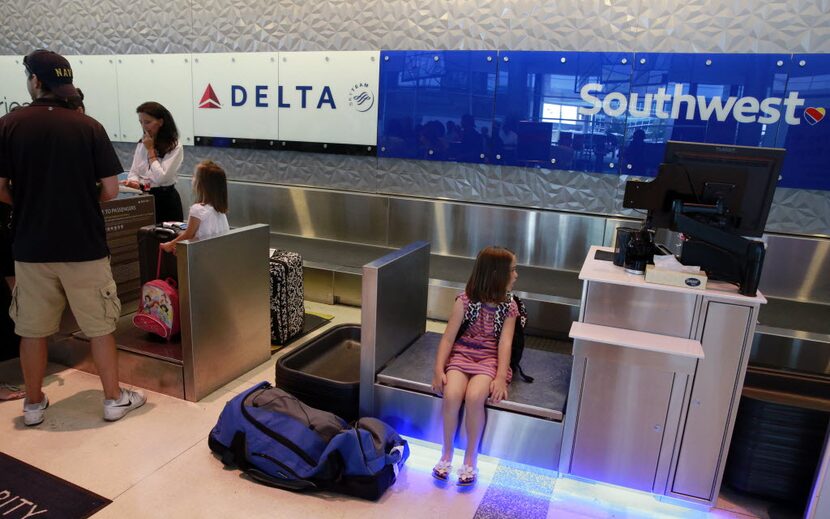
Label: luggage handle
xmin=152 ymin=225 xmax=178 ymax=279
xmin=152 ymin=227 xmax=178 ymax=240
xmin=155 ymin=245 xmax=175 ymax=280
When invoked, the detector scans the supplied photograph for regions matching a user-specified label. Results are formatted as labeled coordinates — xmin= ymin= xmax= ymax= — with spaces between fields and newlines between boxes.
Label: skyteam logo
xmin=196 ymin=83 xmax=338 ymax=110
xmin=578 ymin=83 xmax=822 ymax=126
xmin=348 ymin=83 xmax=374 ymax=112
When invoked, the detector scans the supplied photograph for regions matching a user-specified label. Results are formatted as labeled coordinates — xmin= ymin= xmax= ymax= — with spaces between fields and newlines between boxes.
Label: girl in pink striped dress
xmin=431 ymin=246 xmax=519 ymax=486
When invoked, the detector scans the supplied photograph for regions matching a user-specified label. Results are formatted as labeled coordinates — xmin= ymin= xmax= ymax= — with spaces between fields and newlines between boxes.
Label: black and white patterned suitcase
xmin=269 ymin=250 xmax=304 ymax=344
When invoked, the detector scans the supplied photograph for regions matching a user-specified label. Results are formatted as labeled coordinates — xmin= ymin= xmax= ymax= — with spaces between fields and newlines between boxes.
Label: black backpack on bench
xmin=455 ymin=294 xmax=534 ymax=383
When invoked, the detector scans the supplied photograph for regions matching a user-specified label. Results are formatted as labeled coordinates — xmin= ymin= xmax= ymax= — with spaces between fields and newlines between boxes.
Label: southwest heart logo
xmin=804 ymin=107 xmax=825 ymax=125
xmin=198 ymin=84 xmax=221 ymax=109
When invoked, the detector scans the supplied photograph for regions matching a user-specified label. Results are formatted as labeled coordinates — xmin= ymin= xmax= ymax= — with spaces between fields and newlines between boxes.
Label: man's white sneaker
xmin=23 ymin=395 xmax=49 ymax=426
xmin=103 ymin=388 xmax=146 ymax=422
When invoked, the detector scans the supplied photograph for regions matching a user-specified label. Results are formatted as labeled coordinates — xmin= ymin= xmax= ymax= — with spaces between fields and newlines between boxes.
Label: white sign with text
xmin=192 ymin=52 xmax=280 ymax=140
xmin=66 ymin=55 xmax=121 ymax=140
xmin=115 ymin=54 xmax=195 ymax=145
xmin=0 ymin=56 xmax=34 ymax=116
xmin=278 ymin=51 xmax=380 ymax=146
xmin=1 ymin=51 xmax=379 ymax=148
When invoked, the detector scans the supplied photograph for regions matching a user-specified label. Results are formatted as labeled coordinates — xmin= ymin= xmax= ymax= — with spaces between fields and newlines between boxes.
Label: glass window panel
xmin=619 ymin=53 xmax=790 ymax=177
xmin=492 ymin=51 xmax=633 ymax=173
xmin=775 ymin=55 xmax=830 ymax=190
xmin=378 ymin=50 xmax=497 ymax=163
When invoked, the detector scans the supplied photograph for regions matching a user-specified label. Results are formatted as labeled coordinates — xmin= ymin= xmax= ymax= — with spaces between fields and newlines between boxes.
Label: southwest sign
xmin=579 ymin=83 xmax=813 ymax=125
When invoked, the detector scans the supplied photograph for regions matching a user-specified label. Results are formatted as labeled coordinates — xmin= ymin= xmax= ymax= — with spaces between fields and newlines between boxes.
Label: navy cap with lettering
xmin=23 ymin=49 xmax=79 ymax=99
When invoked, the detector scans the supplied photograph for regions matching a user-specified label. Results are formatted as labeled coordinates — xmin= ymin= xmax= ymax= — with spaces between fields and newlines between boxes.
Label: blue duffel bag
xmin=327 ymin=417 xmax=410 ymax=500
xmin=208 ymin=382 xmax=345 ymax=491
xmin=209 ymin=382 xmax=409 ymax=500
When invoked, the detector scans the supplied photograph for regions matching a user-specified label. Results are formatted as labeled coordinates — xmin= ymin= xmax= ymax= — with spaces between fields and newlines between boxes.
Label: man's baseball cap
xmin=23 ymin=49 xmax=79 ymax=99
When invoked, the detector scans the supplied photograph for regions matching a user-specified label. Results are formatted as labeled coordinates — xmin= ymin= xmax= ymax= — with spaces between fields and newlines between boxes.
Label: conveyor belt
xmin=430 ymin=255 xmax=583 ymax=301
xmin=270 ymin=232 xmax=583 ymax=301
xmin=376 ymin=332 xmax=572 ymax=421
xmin=758 ymin=298 xmax=830 ymax=336
xmin=271 ymin=233 xmax=393 ymax=272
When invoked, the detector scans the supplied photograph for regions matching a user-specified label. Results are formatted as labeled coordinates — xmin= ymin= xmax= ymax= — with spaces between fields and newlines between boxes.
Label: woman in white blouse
xmin=123 ymin=102 xmax=184 ymax=223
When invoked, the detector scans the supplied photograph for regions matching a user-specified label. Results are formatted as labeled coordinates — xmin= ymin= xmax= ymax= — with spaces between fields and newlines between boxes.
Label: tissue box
xmin=645 ymin=265 xmax=708 ymax=289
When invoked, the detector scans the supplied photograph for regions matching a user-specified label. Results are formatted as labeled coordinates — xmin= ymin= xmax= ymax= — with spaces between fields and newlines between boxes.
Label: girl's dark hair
xmin=136 ymin=101 xmax=179 ymax=156
xmin=193 ymin=160 xmax=228 ymax=214
xmin=465 ymin=246 xmax=515 ymax=304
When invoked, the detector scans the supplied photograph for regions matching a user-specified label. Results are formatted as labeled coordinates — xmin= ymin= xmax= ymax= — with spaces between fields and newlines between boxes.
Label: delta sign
xmin=191 ymin=51 xmax=379 ymax=146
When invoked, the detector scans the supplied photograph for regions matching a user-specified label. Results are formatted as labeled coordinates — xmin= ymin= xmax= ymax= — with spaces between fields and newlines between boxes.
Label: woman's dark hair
xmin=136 ymin=101 xmax=179 ymax=156
xmin=193 ymin=160 xmax=228 ymax=214
xmin=465 ymin=246 xmax=515 ymax=304
xmin=67 ymin=88 xmax=84 ymax=112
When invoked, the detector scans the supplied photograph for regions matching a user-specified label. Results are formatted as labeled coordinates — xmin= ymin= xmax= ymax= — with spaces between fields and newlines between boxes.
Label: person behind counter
xmin=160 ymin=160 xmax=229 ymax=255
xmin=66 ymin=87 xmax=85 ymax=114
xmin=123 ymin=101 xmax=184 ymax=223
xmin=431 ymin=246 xmax=519 ymax=486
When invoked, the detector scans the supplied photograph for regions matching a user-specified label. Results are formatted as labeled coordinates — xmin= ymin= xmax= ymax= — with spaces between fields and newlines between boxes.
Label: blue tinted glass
xmin=492 ymin=51 xmax=633 ymax=173
xmin=377 ymin=50 xmax=497 ymax=163
xmin=775 ymin=55 xmax=830 ymax=190
xmin=620 ymin=53 xmax=789 ymax=177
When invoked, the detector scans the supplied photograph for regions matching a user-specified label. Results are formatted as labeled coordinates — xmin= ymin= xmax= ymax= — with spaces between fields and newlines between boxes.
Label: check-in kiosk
xmin=563 ymin=247 xmax=763 ymax=507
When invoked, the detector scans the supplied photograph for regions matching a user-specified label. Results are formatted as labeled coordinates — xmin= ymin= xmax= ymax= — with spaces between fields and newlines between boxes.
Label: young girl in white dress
xmin=160 ymin=160 xmax=229 ymax=254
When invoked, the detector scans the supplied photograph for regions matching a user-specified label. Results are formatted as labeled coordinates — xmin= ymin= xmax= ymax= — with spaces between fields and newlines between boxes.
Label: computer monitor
xmin=624 ymin=141 xmax=785 ymax=237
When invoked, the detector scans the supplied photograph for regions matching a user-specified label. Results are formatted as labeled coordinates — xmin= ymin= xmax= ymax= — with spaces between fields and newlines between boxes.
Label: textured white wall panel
xmin=767 ymin=188 xmax=830 ymax=236
xmin=2 ymin=0 xmax=829 ymax=235
xmin=190 ymin=0 xmax=301 ymax=53
xmin=0 ymin=0 xmax=194 ymax=55
xmin=496 ymin=0 xmax=637 ymax=52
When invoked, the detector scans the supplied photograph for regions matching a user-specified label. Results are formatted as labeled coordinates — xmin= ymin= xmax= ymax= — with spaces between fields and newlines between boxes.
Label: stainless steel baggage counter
xmin=359 ymin=242 xmax=573 ymax=470
xmin=50 ymin=224 xmax=272 ymax=402
xmin=376 ymin=332 xmax=571 ymax=421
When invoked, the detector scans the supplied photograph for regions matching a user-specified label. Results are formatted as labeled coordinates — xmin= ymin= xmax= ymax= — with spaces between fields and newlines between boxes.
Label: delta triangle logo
xmin=198 ymin=84 xmax=221 ymax=109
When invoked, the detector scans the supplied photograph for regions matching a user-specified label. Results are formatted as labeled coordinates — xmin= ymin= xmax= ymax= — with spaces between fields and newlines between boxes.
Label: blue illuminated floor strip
xmin=473 ymin=461 xmax=557 ymax=519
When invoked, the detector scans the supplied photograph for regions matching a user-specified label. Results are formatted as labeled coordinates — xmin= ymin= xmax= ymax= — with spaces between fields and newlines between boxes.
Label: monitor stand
xmin=672 ymin=202 xmax=766 ymax=297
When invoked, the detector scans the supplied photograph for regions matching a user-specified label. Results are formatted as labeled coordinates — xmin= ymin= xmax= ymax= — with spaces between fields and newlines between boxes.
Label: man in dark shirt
xmin=0 ymin=49 xmax=146 ymax=426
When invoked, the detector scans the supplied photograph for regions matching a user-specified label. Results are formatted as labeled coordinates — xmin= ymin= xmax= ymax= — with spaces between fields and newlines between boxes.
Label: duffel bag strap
xmin=244 ymin=468 xmax=318 ymax=491
xmin=228 ymin=431 xmax=250 ymax=469
xmin=229 ymin=430 xmax=319 ymax=492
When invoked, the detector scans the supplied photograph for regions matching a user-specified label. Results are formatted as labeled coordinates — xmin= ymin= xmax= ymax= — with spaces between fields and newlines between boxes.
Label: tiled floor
xmin=0 ymin=302 xmax=783 ymax=518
